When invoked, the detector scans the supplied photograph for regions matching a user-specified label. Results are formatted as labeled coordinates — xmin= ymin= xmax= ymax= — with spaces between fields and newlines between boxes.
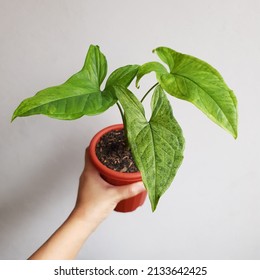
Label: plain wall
xmin=0 ymin=0 xmax=259 ymax=259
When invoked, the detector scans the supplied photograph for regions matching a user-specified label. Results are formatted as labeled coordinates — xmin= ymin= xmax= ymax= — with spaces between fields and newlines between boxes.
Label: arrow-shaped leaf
xmin=137 ymin=47 xmax=238 ymax=138
xmin=12 ymin=45 xmax=111 ymax=120
xmin=12 ymin=46 xmax=139 ymax=121
xmin=115 ymin=85 xmax=185 ymax=211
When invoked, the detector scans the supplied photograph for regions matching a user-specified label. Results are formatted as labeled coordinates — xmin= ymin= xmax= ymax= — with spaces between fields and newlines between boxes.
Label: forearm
xmin=28 ymin=209 xmax=99 ymax=260
xmin=28 ymin=148 xmax=144 ymax=260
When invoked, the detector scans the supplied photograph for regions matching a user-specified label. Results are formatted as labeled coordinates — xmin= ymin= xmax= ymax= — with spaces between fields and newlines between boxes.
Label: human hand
xmin=72 ymin=148 xmax=145 ymax=227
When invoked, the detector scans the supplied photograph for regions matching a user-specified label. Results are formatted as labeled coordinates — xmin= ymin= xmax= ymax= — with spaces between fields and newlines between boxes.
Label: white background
xmin=0 ymin=0 xmax=259 ymax=260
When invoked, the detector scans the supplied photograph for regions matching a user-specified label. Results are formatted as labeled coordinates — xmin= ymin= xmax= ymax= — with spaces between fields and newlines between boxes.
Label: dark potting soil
xmin=96 ymin=129 xmax=139 ymax=173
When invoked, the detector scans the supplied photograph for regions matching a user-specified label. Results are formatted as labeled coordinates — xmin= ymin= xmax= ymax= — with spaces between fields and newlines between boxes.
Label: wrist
xmin=69 ymin=206 xmax=104 ymax=234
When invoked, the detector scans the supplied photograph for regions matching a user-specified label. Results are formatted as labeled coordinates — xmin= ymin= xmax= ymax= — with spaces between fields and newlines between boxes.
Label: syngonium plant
xmin=12 ymin=45 xmax=238 ymax=211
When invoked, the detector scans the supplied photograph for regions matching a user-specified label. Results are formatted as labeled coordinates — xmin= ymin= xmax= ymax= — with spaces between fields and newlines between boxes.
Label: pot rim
xmin=89 ymin=124 xmax=142 ymax=181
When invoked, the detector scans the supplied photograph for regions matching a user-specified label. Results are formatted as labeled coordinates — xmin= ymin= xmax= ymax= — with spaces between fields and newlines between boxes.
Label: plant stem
xmin=140 ymin=83 xmax=159 ymax=103
xmin=116 ymin=102 xmax=125 ymax=123
xmin=116 ymin=101 xmax=130 ymax=148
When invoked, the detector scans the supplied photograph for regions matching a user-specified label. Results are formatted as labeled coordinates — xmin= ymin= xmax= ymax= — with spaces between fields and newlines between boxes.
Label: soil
xmin=95 ymin=129 xmax=139 ymax=173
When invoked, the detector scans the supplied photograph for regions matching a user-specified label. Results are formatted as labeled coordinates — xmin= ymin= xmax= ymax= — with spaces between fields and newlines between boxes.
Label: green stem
xmin=116 ymin=102 xmax=125 ymax=124
xmin=116 ymin=101 xmax=129 ymax=148
xmin=140 ymin=83 xmax=159 ymax=103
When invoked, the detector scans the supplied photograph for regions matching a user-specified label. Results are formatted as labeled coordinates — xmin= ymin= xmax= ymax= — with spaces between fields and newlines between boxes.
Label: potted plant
xmin=12 ymin=45 xmax=238 ymax=212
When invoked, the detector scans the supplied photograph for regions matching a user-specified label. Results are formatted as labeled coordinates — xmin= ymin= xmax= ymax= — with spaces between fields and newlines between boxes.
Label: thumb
xmin=113 ymin=182 xmax=146 ymax=201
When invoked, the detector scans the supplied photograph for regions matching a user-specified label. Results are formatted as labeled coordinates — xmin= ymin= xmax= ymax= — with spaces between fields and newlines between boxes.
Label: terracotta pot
xmin=89 ymin=124 xmax=147 ymax=212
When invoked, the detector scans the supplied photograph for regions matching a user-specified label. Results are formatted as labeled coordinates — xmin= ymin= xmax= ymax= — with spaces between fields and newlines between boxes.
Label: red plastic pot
xmin=89 ymin=124 xmax=147 ymax=212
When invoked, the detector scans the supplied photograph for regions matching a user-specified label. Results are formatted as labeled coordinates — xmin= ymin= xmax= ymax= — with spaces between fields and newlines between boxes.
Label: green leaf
xmin=115 ymin=85 xmax=185 ymax=211
xmin=136 ymin=62 xmax=167 ymax=88
xmin=106 ymin=64 xmax=139 ymax=88
xmin=12 ymin=45 xmax=116 ymax=121
xmin=153 ymin=47 xmax=238 ymax=138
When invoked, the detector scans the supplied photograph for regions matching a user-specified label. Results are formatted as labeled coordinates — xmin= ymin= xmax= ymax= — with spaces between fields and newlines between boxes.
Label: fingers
xmin=83 ymin=146 xmax=146 ymax=203
xmin=84 ymin=147 xmax=99 ymax=175
xmin=112 ymin=182 xmax=146 ymax=201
